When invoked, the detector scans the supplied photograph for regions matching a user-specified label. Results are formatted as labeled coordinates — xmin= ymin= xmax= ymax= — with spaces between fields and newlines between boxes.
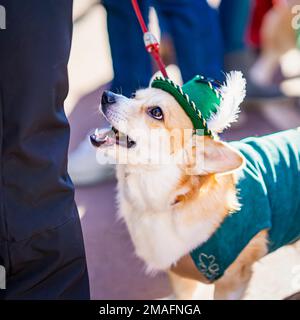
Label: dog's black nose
xmin=90 ymin=134 xmax=101 ymax=147
xmin=102 ymin=90 xmax=116 ymax=105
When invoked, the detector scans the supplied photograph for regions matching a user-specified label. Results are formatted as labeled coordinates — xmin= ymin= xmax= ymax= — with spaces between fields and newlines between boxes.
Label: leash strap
xmin=131 ymin=0 xmax=168 ymax=78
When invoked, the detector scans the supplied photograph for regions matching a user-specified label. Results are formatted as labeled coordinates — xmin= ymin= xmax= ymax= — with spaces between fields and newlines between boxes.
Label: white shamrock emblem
xmin=198 ymin=253 xmax=220 ymax=280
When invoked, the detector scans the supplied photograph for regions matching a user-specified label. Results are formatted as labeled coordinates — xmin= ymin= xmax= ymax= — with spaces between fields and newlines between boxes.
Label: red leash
xmin=131 ymin=0 xmax=168 ymax=78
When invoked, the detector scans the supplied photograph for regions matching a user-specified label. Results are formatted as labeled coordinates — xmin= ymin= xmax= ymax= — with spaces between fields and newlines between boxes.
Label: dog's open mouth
xmin=90 ymin=127 xmax=136 ymax=149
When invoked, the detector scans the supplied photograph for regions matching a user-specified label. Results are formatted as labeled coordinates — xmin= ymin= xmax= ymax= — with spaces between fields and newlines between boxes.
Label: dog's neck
xmin=116 ymin=163 xmax=239 ymax=272
xmin=118 ymin=163 xmax=182 ymax=212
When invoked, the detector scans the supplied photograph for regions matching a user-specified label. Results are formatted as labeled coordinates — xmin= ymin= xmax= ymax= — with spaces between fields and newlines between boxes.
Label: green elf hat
xmin=151 ymin=71 xmax=246 ymax=138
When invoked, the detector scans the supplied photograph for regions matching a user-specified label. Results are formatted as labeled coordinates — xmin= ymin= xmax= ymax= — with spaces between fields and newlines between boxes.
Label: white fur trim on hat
xmin=208 ymin=71 xmax=246 ymax=133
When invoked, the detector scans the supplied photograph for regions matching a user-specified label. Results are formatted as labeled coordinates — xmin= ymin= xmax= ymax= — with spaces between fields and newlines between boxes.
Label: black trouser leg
xmin=0 ymin=0 xmax=90 ymax=299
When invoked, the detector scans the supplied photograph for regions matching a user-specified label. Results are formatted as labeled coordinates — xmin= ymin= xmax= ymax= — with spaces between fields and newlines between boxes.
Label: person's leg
xmin=219 ymin=0 xmax=253 ymax=75
xmin=219 ymin=0 xmax=252 ymax=54
xmin=153 ymin=0 xmax=223 ymax=81
xmin=102 ymin=0 xmax=152 ymax=96
xmin=0 ymin=0 xmax=89 ymax=299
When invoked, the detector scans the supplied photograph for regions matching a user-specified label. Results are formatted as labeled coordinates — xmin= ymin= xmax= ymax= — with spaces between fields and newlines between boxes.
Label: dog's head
xmin=91 ymin=73 xmax=246 ymax=176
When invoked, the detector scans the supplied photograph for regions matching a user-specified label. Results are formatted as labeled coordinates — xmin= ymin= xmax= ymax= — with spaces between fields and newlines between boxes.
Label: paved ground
xmin=67 ymin=2 xmax=300 ymax=299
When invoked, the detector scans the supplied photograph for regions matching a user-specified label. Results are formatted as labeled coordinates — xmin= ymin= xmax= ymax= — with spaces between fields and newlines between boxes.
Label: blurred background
xmin=67 ymin=0 xmax=300 ymax=299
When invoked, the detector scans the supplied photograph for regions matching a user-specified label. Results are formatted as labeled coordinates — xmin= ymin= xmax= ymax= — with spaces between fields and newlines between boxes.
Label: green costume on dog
xmin=152 ymin=75 xmax=300 ymax=281
xmin=191 ymin=128 xmax=300 ymax=281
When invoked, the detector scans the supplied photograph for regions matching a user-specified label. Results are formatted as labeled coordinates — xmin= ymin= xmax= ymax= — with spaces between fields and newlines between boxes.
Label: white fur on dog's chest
xmin=122 ymin=165 xmax=180 ymax=212
xmin=117 ymin=165 xmax=215 ymax=273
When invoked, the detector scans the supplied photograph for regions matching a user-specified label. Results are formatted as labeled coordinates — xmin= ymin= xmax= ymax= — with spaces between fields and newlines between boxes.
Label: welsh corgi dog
xmin=90 ymin=72 xmax=300 ymax=300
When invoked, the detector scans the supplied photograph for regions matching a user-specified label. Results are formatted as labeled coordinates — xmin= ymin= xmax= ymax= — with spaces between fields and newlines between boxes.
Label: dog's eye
xmin=148 ymin=106 xmax=163 ymax=120
xmin=131 ymin=92 xmax=136 ymax=99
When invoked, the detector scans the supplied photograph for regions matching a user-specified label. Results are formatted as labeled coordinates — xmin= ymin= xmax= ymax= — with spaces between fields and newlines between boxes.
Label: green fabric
xmin=182 ymin=76 xmax=220 ymax=120
xmin=190 ymin=128 xmax=300 ymax=281
xmin=151 ymin=75 xmax=221 ymax=137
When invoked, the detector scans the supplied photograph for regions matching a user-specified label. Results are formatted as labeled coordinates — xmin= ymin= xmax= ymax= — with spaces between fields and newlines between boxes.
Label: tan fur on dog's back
xmin=174 ymin=173 xmax=239 ymax=226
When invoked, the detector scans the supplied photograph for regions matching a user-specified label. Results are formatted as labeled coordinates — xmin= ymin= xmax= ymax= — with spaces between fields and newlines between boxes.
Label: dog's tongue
xmin=90 ymin=127 xmax=115 ymax=147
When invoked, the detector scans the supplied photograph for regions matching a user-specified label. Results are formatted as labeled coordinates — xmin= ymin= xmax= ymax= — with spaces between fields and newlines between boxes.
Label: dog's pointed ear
xmin=149 ymin=71 xmax=162 ymax=87
xmin=149 ymin=68 xmax=183 ymax=87
xmin=149 ymin=74 xmax=156 ymax=87
xmin=185 ymin=136 xmax=245 ymax=175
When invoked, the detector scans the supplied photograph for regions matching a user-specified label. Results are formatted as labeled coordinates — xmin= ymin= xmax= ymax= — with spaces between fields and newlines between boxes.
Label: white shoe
xmin=68 ymin=136 xmax=115 ymax=187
